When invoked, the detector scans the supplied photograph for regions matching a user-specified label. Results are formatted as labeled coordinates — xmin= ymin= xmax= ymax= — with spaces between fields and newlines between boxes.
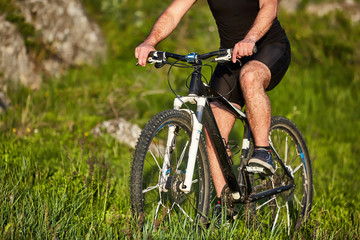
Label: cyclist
xmin=135 ymin=0 xmax=291 ymax=221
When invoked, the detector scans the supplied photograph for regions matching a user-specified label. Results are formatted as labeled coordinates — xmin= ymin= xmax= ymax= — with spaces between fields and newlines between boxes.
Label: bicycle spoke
xmin=285 ymin=136 xmax=288 ymax=165
xmin=271 ymin=206 xmax=281 ymax=234
xmin=175 ymin=140 xmax=189 ymax=171
xmin=165 ymin=205 xmax=171 ymax=224
xmin=143 ymin=184 xmax=160 ymax=194
xmin=150 ymin=137 xmax=166 ymax=159
xmin=256 ymin=196 xmax=277 ymax=211
xmin=292 ymin=163 xmax=303 ymax=175
xmin=175 ymin=202 xmax=194 ymax=222
xmin=149 ymin=149 xmax=162 ymax=171
xmin=294 ymin=194 xmax=303 ymax=208
xmin=286 ymin=202 xmax=291 ymax=235
xmin=167 ymin=209 xmax=171 ymax=224
xmin=178 ymin=190 xmax=206 ymax=220
xmin=154 ymin=201 xmax=162 ymax=220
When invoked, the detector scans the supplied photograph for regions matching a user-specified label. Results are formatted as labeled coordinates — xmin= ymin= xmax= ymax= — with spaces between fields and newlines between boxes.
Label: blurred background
xmin=0 ymin=0 xmax=359 ymax=238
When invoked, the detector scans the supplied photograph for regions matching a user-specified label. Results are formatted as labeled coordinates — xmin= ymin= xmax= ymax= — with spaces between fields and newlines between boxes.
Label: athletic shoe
xmin=248 ymin=148 xmax=275 ymax=175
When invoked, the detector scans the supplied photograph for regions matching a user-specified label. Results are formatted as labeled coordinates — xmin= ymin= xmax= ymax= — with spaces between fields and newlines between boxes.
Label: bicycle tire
xmin=130 ymin=109 xmax=211 ymax=228
xmin=247 ymin=116 xmax=313 ymax=236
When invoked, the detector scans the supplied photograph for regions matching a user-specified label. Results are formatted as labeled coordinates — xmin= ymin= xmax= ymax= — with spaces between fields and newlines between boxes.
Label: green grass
xmin=1 ymin=0 xmax=360 ymax=239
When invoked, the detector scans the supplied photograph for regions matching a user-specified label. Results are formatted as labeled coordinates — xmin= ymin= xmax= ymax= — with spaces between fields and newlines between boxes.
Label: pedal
xmin=245 ymin=166 xmax=265 ymax=174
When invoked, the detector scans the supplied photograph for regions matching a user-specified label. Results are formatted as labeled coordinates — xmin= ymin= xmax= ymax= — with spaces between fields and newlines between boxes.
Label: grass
xmin=1 ymin=0 xmax=360 ymax=239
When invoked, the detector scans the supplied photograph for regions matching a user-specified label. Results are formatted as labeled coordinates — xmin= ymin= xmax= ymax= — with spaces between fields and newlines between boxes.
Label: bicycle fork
xmin=159 ymin=96 xmax=206 ymax=193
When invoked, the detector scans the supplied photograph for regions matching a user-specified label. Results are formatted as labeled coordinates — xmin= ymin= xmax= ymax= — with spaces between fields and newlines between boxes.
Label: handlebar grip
xmin=229 ymin=46 xmax=257 ymax=54
xmin=148 ymin=51 xmax=156 ymax=58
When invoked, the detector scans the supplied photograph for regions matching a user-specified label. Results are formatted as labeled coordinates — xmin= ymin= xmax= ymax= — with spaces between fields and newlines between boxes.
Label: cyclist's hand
xmin=232 ymin=38 xmax=256 ymax=63
xmin=135 ymin=42 xmax=156 ymax=67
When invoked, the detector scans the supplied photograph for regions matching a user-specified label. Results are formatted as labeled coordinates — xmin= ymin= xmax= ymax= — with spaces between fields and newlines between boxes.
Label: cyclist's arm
xmin=135 ymin=0 xmax=197 ymax=66
xmin=232 ymin=0 xmax=278 ymax=62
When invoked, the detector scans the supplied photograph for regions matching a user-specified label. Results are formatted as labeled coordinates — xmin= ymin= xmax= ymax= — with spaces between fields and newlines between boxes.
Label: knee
xmin=240 ymin=67 xmax=270 ymax=93
xmin=240 ymin=70 xmax=258 ymax=90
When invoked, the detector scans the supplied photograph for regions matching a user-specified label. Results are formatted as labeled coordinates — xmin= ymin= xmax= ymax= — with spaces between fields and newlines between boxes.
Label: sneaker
xmin=248 ymin=148 xmax=275 ymax=175
xmin=213 ymin=202 xmax=222 ymax=227
xmin=212 ymin=185 xmax=239 ymax=228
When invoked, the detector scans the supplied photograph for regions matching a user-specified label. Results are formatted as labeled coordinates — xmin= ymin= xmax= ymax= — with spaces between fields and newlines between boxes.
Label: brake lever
xmin=135 ymin=51 xmax=165 ymax=66
xmin=214 ymin=49 xmax=232 ymax=63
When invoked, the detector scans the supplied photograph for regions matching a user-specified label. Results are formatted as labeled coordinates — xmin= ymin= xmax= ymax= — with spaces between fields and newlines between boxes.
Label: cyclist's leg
xmin=204 ymin=102 xmax=239 ymax=198
xmin=207 ymin=64 xmax=244 ymax=198
xmin=240 ymin=40 xmax=291 ymax=149
xmin=240 ymin=60 xmax=271 ymax=147
xmin=241 ymin=41 xmax=291 ymax=175
xmin=239 ymin=60 xmax=278 ymax=174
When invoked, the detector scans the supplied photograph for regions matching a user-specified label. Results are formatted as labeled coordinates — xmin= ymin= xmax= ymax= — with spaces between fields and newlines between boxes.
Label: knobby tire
xmin=130 ymin=109 xmax=211 ymax=228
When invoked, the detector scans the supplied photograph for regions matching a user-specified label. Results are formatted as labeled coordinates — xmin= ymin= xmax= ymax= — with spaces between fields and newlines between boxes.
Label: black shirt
xmin=207 ymin=0 xmax=287 ymax=48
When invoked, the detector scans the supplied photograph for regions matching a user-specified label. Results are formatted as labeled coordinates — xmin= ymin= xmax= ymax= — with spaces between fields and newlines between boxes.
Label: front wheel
xmin=247 ymin=116 xmax=313 ymax=236
xmin=130 ymin=109 xmax=211 ymax=229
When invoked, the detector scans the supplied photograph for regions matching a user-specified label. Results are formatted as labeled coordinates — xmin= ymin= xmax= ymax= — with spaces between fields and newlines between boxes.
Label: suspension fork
xmin=158 ymin=96 xmax=206 ymax=193
xmin=176 ymin=96 xmax=206 ymax=193
xmin=159 ymin=123 xmax=177 ymax=192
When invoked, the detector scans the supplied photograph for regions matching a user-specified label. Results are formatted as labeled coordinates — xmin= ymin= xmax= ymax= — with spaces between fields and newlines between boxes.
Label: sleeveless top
xmin=207 ymin=0 xmax=287 ymax=48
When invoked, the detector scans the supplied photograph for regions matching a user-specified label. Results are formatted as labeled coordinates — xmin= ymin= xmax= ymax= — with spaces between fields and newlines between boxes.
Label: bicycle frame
xmin=159 ymin=57 xmax=295 ymax=204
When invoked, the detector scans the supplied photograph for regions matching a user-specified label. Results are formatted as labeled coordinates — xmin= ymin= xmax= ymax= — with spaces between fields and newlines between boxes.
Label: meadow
xmin=1 ymin=0 xmax=360 ymax=239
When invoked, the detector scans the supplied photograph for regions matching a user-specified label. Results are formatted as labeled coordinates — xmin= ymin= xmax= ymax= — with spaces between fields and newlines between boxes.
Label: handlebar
xmin=148 ymin=49 xmax=232 ymax=66
xmin=147 ymin=47 xmax=257 ymax=68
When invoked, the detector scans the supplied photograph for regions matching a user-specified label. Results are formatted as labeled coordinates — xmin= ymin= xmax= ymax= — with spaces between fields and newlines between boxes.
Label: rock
xmin=279 ymin=0 xmax=300 ymax=13
xmin=0 ymin=0 xmax=107 ymax=90
xmin=92 ymin=118 xmax=142 ymax=149
xmin=92 ymin=118 xmax=165 ymax=154
xmin=306 ymin=1 xmax=360 ymax=23
xmin=0 ymin=15 xmax=41 ymax=89
xmin=279 ymin=0 xmax=360 ymax=23
xmin=17 ymin=0 xmax=107 ymax=70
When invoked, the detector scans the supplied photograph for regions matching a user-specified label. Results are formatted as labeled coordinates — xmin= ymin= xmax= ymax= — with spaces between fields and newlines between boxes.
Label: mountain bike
xmin=130 ymin=49 xmax=313 ymax=235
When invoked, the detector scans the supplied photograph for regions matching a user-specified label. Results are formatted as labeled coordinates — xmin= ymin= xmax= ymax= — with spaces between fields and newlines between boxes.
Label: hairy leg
xmin=204 ymin=102 xmax=241 ymax=198
xmin=240 ymin=60 xmax=271 ymax=147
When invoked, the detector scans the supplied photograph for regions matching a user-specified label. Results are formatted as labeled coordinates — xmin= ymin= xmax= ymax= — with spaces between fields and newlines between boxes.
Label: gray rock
xmin=0 ymin=0 xmax=107 ymax=90
xmin=92 ymin=118 xmax=165 ymax=155
xmin=0 ymin=15 xmax=41 ymax=89
xmin=92 ymin=118 xmax=142 ymax=149
xmin=17 ymin=0 xmax=107 ymax=70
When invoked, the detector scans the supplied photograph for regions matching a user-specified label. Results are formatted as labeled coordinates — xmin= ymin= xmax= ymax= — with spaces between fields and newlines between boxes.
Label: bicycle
xmin=130 ymin=49 xmax=313 ymax=235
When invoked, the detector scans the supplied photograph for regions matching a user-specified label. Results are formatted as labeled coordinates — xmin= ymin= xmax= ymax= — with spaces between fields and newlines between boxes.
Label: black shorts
xmin=209 ymin=39 xmax=291 ymax=107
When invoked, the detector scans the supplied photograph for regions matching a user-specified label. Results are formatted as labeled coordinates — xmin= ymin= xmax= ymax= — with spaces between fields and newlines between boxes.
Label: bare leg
xmin=205 ymin=60 xmax=271 ymax=197
xmin=204 ymin=102 xmax=240 ymax=198
xmin=240 ymin=60 xmax=272 ymax=147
